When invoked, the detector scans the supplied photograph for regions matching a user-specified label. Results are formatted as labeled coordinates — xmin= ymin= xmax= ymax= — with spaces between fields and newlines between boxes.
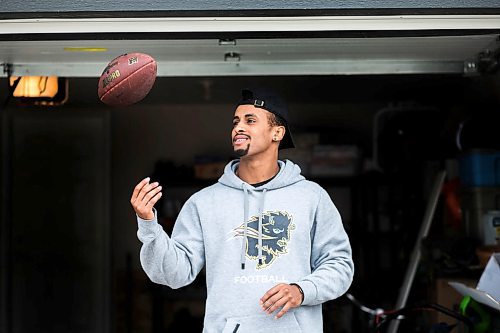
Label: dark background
xmin=1 ymin=73 xmax=500 ymax=332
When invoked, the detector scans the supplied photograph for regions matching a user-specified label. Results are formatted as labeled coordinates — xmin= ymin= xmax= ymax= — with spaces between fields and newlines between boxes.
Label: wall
xmin=7 ymin=110 xmax=110 ymax=332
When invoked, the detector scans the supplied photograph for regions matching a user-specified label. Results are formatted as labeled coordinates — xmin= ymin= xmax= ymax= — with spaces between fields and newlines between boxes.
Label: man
xmin=130 ymin=88 xmax=354 ymax=332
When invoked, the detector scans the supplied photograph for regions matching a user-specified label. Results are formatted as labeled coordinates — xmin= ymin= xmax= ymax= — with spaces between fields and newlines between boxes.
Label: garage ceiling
xmin=0 ymin=15 xmax=499 ymax=77
xmin=0 ymin=35 xmax=497 ymax=77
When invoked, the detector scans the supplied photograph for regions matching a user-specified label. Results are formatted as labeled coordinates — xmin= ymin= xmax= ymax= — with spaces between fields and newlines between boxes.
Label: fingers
xmin=261 ymin=286 xmax=287 ymax=312
xmin=145 ymin=189 xmax=162 ymax=210
xmin=140 ymin=183 xmax=162 ymax=205
xmin=264 ymin=292 xmax=290 ymax=315
xmin=131 ymin=177 xmax=150 ymax=203
xmin=260 ymin=283 xmax=302 ymax=319
xmin=130 ymin=177 xmax=163 ymax=220
xmin=135 ymin=181 xmax=160 ymax=205
xmin=260 ymin=283 xmax=283 ymax=305
xmin=275 ymin=303 xmax=292 ymax=319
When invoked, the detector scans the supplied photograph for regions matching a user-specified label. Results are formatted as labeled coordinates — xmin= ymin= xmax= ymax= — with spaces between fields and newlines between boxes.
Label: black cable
xmin=374 ymin=303 xmax=473 ymax=332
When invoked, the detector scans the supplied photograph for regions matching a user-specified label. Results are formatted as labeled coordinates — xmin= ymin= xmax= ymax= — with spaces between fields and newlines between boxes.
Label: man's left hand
xmin=260 ymin=283 xmax=303 ymax=319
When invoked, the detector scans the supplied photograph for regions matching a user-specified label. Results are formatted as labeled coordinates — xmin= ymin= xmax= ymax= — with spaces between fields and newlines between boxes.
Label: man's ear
xmin=273 ymin=126 xmax=286 ymax=141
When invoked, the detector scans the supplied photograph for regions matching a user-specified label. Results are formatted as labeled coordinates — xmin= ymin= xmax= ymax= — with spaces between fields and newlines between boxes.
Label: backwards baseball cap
xmin=237 ymin=88 xmax=295 ymax=150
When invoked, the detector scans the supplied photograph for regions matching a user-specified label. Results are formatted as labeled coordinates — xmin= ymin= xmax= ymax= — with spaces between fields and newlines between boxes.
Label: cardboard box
xmin=310 ymin=145 xmax=360 ymax=177
xmin=449 ymin=253 xmax=500 ymax=312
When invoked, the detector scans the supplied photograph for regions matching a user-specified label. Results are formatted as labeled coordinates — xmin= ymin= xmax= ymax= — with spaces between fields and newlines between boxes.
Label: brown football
xmin=98 ymin=52 xmax=157 ymax=106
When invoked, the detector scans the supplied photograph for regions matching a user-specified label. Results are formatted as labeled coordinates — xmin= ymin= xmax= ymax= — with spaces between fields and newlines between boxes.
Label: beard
xmin=233 ymin=144 xmax=250 ymax=158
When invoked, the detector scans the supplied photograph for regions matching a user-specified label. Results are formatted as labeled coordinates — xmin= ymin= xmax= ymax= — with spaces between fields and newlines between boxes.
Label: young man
xmin=131 ymin=88 xmax=354 ymax=333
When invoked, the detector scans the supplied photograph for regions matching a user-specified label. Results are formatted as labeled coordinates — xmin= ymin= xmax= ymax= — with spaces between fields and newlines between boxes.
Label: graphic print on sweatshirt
xmin=232 ymin=211 xmax=295 ymax=269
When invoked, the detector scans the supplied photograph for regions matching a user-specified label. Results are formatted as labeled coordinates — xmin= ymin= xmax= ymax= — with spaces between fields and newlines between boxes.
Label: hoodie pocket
xmin=222 ymin=313 xmax=302 ymax=333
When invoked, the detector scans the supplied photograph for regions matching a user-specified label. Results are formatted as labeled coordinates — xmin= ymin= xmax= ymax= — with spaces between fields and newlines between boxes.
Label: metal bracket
xmin=1 ymin=63 xmax=13 ymax=77
xmin=463 ymin=60 xmax=478 ymax=76
xmin=219 ymin=39 xmax=236 ymax=46
xmin=224 ymin=52 xmax=240 ymax=62
xmin=477 ymin=48 xmax=500 ymax=73
xmin=253 ymin=99 xmax=264 ymax=107
xmin=473 ymin=35 xmax=500 ymax=74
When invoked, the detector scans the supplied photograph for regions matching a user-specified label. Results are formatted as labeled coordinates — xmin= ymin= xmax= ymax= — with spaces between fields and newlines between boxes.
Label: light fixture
xmin=63 ymin=47 xmax=108 ymax=52
xmin=218 ymin=39 xmax=236 ymax=46
xmin=8 ymin=76 xmax=68 ymax=106
xmin=9 ymin=76 xmax=59 ymax=98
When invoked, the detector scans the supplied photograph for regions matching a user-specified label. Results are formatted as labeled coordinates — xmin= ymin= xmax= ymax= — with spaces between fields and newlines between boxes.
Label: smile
xmin=234 ymin=138 xmax=247 ymax=144
xmin=233 ymin=135 xmax=250 ymax=145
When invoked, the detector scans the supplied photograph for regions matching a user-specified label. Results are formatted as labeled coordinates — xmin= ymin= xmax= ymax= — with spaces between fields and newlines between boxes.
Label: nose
xmin=234 ymin=123 xmax=246 ymax=134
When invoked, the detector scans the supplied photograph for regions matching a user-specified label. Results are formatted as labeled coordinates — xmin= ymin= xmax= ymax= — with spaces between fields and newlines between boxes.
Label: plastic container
xmin=483 ymin=210 xmax=500 ymax=246
xmin=459 ymin=150 xmax=500 ymax=187
xmin=461 ymin=187 xmax=500 ymax=240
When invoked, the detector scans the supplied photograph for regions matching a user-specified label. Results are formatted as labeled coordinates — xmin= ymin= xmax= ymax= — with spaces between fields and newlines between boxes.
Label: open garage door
xmin=0 ymin=15 xmax=500 ymax=77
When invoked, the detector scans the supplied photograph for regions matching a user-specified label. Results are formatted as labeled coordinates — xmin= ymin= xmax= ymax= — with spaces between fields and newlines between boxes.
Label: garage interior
xmin=1 ymin=17 xmax=500 ymax=333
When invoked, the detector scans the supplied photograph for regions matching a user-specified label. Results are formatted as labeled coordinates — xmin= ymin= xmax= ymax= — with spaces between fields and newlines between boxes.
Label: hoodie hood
xmin=218 ymin=159 xmax=305 ymax=190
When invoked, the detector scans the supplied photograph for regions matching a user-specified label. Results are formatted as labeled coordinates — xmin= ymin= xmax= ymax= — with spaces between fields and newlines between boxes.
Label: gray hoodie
xmin=137 ymin=159 xmax=354 ymax=332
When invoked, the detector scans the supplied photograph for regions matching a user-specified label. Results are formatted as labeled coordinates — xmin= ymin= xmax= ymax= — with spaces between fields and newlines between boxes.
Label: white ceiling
xmin=0 ymin=34 xmax=497 ymax=77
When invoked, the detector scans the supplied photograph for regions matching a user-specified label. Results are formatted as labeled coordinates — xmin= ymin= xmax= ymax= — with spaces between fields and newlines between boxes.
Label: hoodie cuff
xmin=295 ymin=280 xmax=317 ymax=306
xmin=137 ymin=208 xmax=159 ymax=229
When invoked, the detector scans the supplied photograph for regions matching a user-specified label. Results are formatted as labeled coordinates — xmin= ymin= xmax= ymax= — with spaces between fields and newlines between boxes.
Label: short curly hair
xmin=267 ymin=112 xmax=286 ymax=128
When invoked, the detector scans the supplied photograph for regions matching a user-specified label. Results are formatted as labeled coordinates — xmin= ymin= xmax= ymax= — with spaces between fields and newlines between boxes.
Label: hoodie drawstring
xmin=257 ymin=189 xmax=267 ymax=266
xmin=241 ymin=185 xmax=249 ymax=269
xmin=240 ymin=185 xmax=267 ymax=270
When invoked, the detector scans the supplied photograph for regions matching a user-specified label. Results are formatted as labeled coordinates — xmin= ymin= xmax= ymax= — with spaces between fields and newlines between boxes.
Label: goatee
xmin=234 ymin=144 xmax=250 ymax=157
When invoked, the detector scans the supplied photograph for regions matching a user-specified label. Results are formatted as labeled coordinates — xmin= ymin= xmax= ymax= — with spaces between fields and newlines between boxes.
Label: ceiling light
xmin=8 ymin=76 xmax=68 ymax=106
xmin=64 ymin=47 xmax=108 ymax=52
xmin=219 ymin=39 xmax=236 ymax=46
xmin=9 ymin=76 xmax=58 ymax=98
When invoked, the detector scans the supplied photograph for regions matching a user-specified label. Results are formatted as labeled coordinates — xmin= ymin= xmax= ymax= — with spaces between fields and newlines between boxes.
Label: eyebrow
xmin=233 ymin=113 xmax=258 ymax=120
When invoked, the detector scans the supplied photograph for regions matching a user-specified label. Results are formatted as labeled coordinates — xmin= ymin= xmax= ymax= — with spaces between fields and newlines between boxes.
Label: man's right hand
xmin=130 ymin=177 xmax=163 ymax=220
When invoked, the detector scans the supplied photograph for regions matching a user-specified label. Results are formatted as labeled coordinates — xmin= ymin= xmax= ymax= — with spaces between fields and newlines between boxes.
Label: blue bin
xmin=459 ymin=151 xmax=500 ymax=187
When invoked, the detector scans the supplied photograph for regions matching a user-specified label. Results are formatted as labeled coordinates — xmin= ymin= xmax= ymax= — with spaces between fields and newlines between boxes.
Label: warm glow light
xmin=9 ymin=76 xmax=59 ymax=98
xmin=64 ymin=47 xmax=108 ymax=52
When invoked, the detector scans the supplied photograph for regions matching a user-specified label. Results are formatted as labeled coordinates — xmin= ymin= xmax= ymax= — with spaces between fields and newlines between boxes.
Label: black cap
xmin=237 ymin=88 xmax=295 ymax=150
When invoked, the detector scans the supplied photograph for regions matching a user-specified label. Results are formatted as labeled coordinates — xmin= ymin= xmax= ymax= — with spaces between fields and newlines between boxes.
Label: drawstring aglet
xmin=241 ymin=263 xmax=245 ymax=270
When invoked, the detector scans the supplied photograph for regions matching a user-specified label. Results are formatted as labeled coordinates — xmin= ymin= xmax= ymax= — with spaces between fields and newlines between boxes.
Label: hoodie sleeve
xmin=136 ymin=198 xmax=205 ymax=289
xmin=295 ymin=188 xmax=354 ymax=306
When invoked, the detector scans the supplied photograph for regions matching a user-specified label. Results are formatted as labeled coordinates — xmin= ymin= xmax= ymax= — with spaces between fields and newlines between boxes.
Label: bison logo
xmin=233 ymin=211 xmax=295 ymax=269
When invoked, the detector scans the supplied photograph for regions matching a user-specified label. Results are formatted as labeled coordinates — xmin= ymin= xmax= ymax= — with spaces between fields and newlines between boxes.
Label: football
xmin=98 ymin=52 xmax=157 ymax=106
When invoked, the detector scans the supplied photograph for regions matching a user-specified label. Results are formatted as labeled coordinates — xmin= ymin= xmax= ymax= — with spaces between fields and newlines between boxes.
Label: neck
xmin=237 ymin=154 xmax=279 ymax=184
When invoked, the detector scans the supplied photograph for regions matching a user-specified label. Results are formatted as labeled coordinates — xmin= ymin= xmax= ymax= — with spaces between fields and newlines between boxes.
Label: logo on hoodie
xmin=232 ymin=211 xmax=295 ymax=269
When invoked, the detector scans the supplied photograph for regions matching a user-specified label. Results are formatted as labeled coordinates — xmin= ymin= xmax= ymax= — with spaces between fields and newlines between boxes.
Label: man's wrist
xmin=137 ymin=213 xmax=154 ymax=221
xmin=290 ymin=283 xmax=304 ymax=304
xmin=137 ymin=208 xmax=157 ymax=222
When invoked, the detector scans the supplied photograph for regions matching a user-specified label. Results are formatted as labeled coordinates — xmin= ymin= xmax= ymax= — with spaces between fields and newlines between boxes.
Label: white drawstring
xmin=257 ymin=189 xmax=267 ymax=266
xmin=241 ymin=184 xmax=249 ymax=269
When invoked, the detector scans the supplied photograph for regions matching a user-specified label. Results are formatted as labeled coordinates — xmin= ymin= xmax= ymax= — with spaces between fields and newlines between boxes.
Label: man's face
xmin=232 ymin=104 xmax=275 ymax=158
